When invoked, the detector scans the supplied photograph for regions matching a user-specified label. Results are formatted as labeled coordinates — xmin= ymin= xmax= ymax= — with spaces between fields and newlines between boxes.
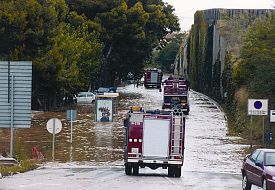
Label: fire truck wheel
xmin=133 ymin=165 xmax=139 ymax=175
xmin=168 ymin=166 xmax=175 ymax=177
xmin=174 ymin=167 xmax=181 ymax=177
xmin=125 ymin=165 xmax=132 ymax=175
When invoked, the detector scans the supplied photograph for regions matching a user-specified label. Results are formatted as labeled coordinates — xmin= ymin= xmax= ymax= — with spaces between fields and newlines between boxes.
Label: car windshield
xmin=265 ymin=152 xmax=275 ymax=166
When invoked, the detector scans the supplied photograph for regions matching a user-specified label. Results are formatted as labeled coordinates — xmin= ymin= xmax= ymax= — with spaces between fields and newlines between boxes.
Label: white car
xmin=76 ymin=92 xmax=95 ymax=104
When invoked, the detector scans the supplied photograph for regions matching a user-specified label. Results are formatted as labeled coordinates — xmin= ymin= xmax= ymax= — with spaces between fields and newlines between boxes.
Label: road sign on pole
xmin=66 ymin=110 xmax=77 ymax=143
xmin=47 ymin=118 xmax=62 ymax=161
xmin=47 ymin=118 xmax=62 ymax=134
xmin=66 ymin=110 xmax=77 ymax=121
xmin=0 ymin=61 xmax=32 ymax=128
xmin=269 ymin=110 xmax=275 ymax=148
xmin=270 ymin=110 xmax=275 ymax=123
xmin=0 ymin=61 xmax=32 ymax=158
xmin=248 ymin=99 xmax=268 ymax=116
xmin=248 ymin=99 xmax=268 ymax=148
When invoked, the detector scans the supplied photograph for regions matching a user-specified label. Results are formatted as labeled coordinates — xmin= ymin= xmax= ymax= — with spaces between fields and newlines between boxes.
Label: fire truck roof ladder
xmin=170 ymin=112 xmax=183 ymax=157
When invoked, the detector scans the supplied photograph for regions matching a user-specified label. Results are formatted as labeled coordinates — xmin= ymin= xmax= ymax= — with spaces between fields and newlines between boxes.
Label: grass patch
xmin=0 ymin=159 xmax=39 ymax=177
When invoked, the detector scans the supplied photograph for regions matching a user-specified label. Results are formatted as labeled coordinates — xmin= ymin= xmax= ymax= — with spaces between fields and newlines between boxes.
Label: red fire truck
xmin=144 ymin=68 xmax=163 ymax=89
xmin=162 ymin=78 xmax=189 ymax=115
xmin=124 ymin=107 xmax=185 ymax=177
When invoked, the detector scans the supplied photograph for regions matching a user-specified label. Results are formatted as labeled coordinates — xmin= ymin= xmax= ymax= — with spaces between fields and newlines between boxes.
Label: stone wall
xmin=175 ymin=8 xmax=274 ymax=97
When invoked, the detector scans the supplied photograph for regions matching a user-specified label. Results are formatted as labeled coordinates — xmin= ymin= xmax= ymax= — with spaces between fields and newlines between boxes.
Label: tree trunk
xmin=98 ymin=43 xmax=113 ymax=88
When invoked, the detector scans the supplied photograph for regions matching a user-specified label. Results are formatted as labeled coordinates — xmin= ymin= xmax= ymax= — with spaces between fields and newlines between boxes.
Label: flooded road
xmin=1 ymin=84 xmax=259 ymax=189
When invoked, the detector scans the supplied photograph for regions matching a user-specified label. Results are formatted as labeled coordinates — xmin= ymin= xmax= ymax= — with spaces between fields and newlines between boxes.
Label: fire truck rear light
xmin=134 ymin=139 xmax=137 ymax=142
xmin=128 ymin=153 xmax=140 ymax=158
xmin=139 ymin=139 xmax=142 ymax=142
xmin=129 ymin=139 xmax=133 ymax=142
xmin=173 ymin=156 xmax=181 ymax=159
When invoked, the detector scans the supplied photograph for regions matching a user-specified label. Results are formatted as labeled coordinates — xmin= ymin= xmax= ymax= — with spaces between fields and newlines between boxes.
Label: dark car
xmin=96 ymin=87 xmax=117 ymax=93
xmin=241 ymin=149 xmax=275 ymax=190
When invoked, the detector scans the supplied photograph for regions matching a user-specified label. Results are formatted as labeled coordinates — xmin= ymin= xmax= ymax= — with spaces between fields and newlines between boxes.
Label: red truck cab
xmin=144 ymin=69 xmax=163 ymax=89
xmin=162 ymin=78 xmax=189 ymax=115
xmin=124 ymin=106 xmax=185 ymax=177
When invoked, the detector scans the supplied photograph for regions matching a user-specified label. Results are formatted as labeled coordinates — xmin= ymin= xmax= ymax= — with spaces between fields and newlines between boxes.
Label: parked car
xmin=96 ymin=87 xmax=117 ymax=93
xmin=76 ymin=92 xmax=95 ymax=104
xmin=62 ymin=95 xmax=77 ymax=105
xmin=241 ymin=148 xmax=275 ymax=190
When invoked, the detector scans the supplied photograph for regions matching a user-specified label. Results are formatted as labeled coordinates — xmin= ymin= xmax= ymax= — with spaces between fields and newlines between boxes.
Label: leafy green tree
xmin=0 ymin=0 xmax=179 ymax=108
xmin=33 ymin=24 xmax=103 ymax=108
xmin=234 ymin=14 xmax=275 ymax=107
xmin=154 ymin=33 xmax=184 ymax=72
xmin=66 ymin=0 xmax=180 ymax=85
xmin=0 ymin=0 xmax=68 ymax=59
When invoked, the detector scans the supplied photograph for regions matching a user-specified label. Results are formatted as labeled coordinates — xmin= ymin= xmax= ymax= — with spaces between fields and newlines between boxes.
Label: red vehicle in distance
xmin=162 ymin=77 xmax=189 ymax=115
xmin=242 ymin=149 xmax=275 ymax=190
xmin=144 ymin=68 xmax=163 ymax=89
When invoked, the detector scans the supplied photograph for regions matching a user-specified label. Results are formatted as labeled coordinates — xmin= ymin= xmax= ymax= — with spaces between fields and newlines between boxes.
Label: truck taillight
xmin=170 ymin=156 xmax=182 ymax=160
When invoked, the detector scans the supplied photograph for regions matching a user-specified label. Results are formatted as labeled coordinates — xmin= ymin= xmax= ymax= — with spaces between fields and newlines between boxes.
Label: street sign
xmin=66 ymin=110 xmax=77 ymax=144
xmin=46 ymin=118 xmax=62 ymax=134
xmin=46 ymin=118 xmax=62 ymax=161
xmin=248 ymin=99 xmax=268 ymax=115
xmin=270 ymin=110 xmax=275 ymax=122
xmin=67 ymin=110 xmax=77 ymax=121
xmin=0 ymin=61 xmax=32 ymax=128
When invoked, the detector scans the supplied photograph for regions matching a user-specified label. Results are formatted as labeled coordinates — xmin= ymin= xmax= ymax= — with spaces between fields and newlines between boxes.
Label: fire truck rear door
xmin=142 ymin=119 xmax=170 ymax=158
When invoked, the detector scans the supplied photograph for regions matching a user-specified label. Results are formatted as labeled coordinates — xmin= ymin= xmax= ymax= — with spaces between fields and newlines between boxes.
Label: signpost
xmin=66 ymin=109 xmax=77 ymax=143
xmin=269 ymin=110 xmax=275 ymax=147
xmin=248 ymin=99 xmax=268 ymax=148
xmin=248 ymin=99 xmax=268 ymax=116
xmin=46 ymin=118 xmax=62 ymax=161
xmin=270 ymin=110 xmax=275 ymax=122
xmin=0 ymin=61 xmax=32 ymax=158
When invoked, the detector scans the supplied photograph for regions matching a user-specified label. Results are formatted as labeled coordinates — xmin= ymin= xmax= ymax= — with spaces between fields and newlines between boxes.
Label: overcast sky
xmin=164 ymin=0 xmax=274 ymax=31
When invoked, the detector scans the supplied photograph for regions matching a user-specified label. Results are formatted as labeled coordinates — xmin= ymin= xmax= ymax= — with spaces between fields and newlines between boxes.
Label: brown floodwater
xmin=0 ymin=92 xmax=142 ymax=163
xmin=1 ymin=84 xmax=251 ymax=174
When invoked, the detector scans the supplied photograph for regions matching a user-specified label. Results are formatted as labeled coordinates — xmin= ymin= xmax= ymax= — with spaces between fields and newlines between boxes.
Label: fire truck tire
xmin=174 ymin=167 xmax=181 ymax=177
xmin=168 ymin=166 xmax=175 ymax=177
xmin=133 ymin=165 xmax=139 ymax=175
xmin=125 ymin=165 xmax=132 ymax=175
